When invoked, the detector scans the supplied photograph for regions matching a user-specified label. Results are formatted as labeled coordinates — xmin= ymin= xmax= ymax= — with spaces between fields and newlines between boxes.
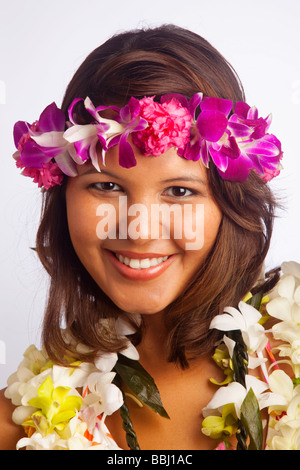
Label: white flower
xmin=210 ymin=301 xmax=268 ymax=354
xmin=268 ymin=371 xmax=300 ymax=450
xmin=16 ymin=432 xmax=62 ymax=450
xmin=268 ymin=422 xmax=300 ymax=450
xmin=203 ymin=374 xmax=286 ymax=419
xmin=94 ymin=317 xmax=140 ymax=372
xmin=266 ymin=261 xmax=300 ymax=377
xmin=4 ymin=345 xmax=50 ymax=406
xmin=82 ymin=371 xmax=123 ymax=421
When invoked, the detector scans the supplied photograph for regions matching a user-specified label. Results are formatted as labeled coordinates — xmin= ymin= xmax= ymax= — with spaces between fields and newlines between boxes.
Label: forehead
xmin=77 ymin=144 xmax=208 ymax=185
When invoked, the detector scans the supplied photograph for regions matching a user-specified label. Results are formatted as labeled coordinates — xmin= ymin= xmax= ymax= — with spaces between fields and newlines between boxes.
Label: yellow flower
xmin=202 ymin=404 xmax=238 ymax=440
xmin=24 ymin=377 xmax=83 ymax=437
xmin=210 ymin=344 xmax=234 ymax=386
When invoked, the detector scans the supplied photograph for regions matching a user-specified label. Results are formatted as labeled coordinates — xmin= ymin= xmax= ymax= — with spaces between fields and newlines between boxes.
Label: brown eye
xmin=91 ymin=182 xmax=122 ymax=192
xmin=164 ymin=186 xmax=194 ymax=197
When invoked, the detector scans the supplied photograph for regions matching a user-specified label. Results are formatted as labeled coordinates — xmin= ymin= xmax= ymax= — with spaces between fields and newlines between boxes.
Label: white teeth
xmin=115 ymin=254 xmax=169 ymax=269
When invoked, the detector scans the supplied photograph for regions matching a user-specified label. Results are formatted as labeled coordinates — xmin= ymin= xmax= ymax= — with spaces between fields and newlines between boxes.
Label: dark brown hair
xmin=36 ymin=25 xmax=277 ymax=368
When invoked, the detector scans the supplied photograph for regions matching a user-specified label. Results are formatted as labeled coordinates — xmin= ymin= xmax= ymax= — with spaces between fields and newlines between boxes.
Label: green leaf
xmin=240 ymin=388 xmax=263 ymax=450
xmin=114 ymin=355 xmax=170 ymax=419
xmin=246 ymin=291 xmax=263 ymax=311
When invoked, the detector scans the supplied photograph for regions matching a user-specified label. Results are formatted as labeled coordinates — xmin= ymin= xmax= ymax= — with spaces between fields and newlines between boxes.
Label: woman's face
xmin=66 ymin=144 xmax=222 ymax=315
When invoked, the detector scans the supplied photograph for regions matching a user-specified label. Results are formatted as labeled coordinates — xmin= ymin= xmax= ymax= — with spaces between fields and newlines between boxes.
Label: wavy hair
xmin=36 ymin=25 xmax=277 ymax=368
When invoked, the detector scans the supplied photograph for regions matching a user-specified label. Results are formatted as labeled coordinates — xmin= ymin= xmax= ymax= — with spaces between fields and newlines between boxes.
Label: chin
xmin=110 ymin=293 xmax=171 ymax=316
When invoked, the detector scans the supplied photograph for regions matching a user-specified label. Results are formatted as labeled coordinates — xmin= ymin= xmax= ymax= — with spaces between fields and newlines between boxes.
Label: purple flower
xmin=64 ymin=97 xmax=124 ymax=171
xmin=225 ymin=102 xmax=283 ymax=181
xmin=113 ymin=97 xmax=148 ymax=168
xmin=180 ymin=94 xmax=282 ymax=182
xmin=13 ymin=102 xmax=78 ymax=181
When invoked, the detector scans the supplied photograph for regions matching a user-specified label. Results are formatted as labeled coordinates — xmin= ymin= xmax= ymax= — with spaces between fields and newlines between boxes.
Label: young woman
xmin=1 ymin=25 xmax=297 ymax=451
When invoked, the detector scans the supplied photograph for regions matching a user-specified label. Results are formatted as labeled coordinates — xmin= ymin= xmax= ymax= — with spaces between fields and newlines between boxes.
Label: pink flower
xmin=215 ymin=441 xmax=234 ymax=450
xmin=132 ymin=97 xmax=191 ymax=156
xmin=16 ymin=159 xmax=64 ymax=189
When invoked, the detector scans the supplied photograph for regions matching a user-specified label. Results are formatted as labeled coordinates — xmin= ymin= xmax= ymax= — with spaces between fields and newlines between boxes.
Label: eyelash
xmin=90 ymin=182 xmax=122 ymax=192
xmin=89 ymin=182 xmax=198 ymax=198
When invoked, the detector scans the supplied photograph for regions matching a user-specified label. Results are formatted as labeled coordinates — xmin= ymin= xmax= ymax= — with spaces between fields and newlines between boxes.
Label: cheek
xmin=203 ymin=203 xmax=222 ymax=246
xmin=66 ymin=189 xmax=99 ymax=261
xmin=173 ymin=202 xmax=222 ymax=253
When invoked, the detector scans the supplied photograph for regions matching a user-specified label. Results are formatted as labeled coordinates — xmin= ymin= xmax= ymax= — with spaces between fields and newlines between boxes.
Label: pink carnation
xmin=261 ymin=167 xmax=281 ymax=183
xmin=132 ymin=97 xmax=191 ymax=156
xmin=16 ymin=158 xmax=64 ymax=189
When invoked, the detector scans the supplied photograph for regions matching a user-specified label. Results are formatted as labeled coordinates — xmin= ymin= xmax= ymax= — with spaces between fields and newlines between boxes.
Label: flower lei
xmin=13 ymin=93 xmax=282 ymax=189
xmin=5 ymin=261 xmax=300 ymax=450
xmin=202 ymin=260 xmax=300 ymax=450
xmin=5 ymin=317 xmax=169 ymax=450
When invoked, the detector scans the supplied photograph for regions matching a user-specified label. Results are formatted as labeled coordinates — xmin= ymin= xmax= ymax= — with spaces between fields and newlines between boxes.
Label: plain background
xmin=0 ymin=0 xmax=299 ymax=388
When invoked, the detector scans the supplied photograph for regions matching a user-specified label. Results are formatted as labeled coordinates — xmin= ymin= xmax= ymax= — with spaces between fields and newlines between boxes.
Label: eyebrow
xmin=81 ymin=168 xmax=207 ymax=186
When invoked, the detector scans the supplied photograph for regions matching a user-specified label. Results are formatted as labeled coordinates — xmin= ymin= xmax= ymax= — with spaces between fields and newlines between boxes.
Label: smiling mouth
xmin=114 ymin=253 xmax=170 ymax=270
xmin=106 ymin=250 xmax=175 ymax=281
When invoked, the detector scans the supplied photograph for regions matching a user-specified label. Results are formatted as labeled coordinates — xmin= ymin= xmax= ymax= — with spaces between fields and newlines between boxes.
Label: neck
xmin=138 ymin=311 xmax=170 ymax=365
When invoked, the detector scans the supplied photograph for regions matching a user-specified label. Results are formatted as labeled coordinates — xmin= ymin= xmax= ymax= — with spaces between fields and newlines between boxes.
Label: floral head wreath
xmin=13 ymin=93 xmax=283 ymax=189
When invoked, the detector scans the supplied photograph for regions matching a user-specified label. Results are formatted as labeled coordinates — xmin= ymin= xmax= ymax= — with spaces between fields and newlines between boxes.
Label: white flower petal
xmin=294 ymin=285 xmax=300 ymax=304
xmin=94 ymin=352 xmax=118 ymax=372
xmin=291 ymin=303 xmax=300 ymax=324
xmin=120 ymin=342 xmax=139 ymax=360
xmin=115 ymin=317 xmax=137 ymax=336
xmin=248 ymin=355 xmax=267 ymax=369
xmin=31 ymin=131 xmax=67 ymax=148
xmin=12 ymin=405 xmax=37 ymax=425
xmin=267 ymin=297 xmax=291 ymax=322
xmin=268 ymin=370 xmax=293 ymax=401
xmin=223 ymin=335 xmax=236 ymax=357
xmin=278 ymin=275 xmax=296 ymax=301
xmin=210 ymin=311 xmax=244 ymax=332
xmin=258 ymin=391 xmax=287 ymax=410
xmin=63 ymin=124 xmax=97 ymax=142
xmin=245 ymin=375 xmax=268 ymax=396
xmin=281 ymin=261 xmax=300 ymax=281
xmin=202 ymin=381 xmax=246 ymax=417
xmin=238 ymin=301 xmax=262 ymax=328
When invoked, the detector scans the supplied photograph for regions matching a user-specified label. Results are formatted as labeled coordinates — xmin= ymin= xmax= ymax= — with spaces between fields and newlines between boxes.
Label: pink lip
xmin=105 ymin=250 xmax=176 ymax=281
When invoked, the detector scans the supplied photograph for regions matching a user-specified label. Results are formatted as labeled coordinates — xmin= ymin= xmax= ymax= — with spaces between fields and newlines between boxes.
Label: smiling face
xmin=66 ymin=145 xmax=222 ymax=315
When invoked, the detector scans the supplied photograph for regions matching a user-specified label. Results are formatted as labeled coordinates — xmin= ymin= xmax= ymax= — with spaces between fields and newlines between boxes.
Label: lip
xmin=105 ymin=249 xmax=176 ymax=281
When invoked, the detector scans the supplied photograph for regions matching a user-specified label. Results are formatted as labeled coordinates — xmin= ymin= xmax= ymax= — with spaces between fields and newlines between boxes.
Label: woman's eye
xmin=163 ymin=186 xmax=194 ymax=197
xmin=91 ymin=182 xmax=122 ymax=192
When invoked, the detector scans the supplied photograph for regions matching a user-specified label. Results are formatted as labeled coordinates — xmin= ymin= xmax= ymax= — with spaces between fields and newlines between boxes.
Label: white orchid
xmin=5 ymin=345 xmax=50 ymax=406
xmin=82 ymin=371 xmax=124 ymax=426
xmin=266 ymin=261 xmax=300 ymax=376
xmin=267 ymin=370 xmax=300 ymax=450
xmin=94 ymin=317 xmax=140 ymax=372
xmin=202 ymin=374 xmax=286 ymax=419
xmin=210 ymin=301 xmax=268 ymax=354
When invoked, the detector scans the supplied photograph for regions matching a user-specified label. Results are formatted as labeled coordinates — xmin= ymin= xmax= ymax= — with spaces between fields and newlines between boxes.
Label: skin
xmin=66 ymin=144 xmax=222 ymax=316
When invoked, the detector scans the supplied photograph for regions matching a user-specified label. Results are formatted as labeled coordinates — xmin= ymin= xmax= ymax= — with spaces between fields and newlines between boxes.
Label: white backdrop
xmin=0 ymin=0 xmax=299 ymax=388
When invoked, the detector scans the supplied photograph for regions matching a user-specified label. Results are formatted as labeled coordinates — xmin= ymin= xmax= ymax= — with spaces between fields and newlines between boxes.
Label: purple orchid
xmin=226 ymin=102 xmax=283 ymax=181
xmin=112 ymin=97 xmax=148 ymax=168
xmin=12 ymin=93 xmax=282 ymax=189
xmin=63 ymin=97 xmax=124 ymax=171
xmin=179 ymin=94 xmax=282 ymax=182
xmin=13 ymin=102 xmax=78 ymax=180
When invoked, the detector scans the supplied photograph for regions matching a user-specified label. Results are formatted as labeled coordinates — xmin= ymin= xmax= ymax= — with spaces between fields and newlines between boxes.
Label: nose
xmin=118 ymin=195 xmax=153 ymax=242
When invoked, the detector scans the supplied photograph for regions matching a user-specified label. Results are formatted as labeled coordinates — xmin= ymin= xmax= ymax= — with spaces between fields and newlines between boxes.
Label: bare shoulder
xmin=0 ymin=388 xmax=25 ymax=450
